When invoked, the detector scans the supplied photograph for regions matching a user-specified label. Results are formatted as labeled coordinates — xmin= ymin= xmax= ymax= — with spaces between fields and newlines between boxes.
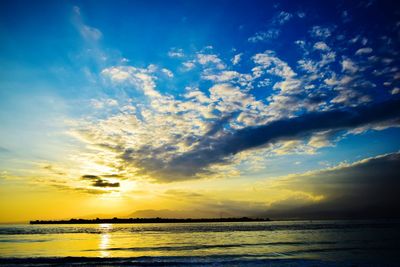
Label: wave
xmin=0 ymin=256 xmax=394 ymax=267
xmin=1 ymin=220 xmax=399 ymax=235
xmin=85 ymin=241 xmax=338 ymax=252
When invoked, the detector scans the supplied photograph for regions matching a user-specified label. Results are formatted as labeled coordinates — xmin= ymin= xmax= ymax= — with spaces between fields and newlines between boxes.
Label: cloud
xmin=182 ymin=61 xmax=195 ymax=70
xmin=101 ymin=66 xmax=161 ymax=98
xmin=252 ymin=50 xmax=296 ymax=80
xmin=297 ymin=11 xmax=306 ymax=18
xmin=208 ymin=84 xmax=256 ymax=112
xmin=161 ymin=68 xmax=174 ymax=78
xmin=184 ymin=88 xmax=210 ymax=104
xmin=298 ymin=59 xmax=317 ymax=73
xmin=391 ymin=88 xmax=400 ymax=95
xmin=307 ymin=131 xmax=334 ymax=148
xmin=90 ymin=98 xmax=118 ymax=109
xmin=313 ymin=41 xmax=330 ymax=51
xmin=231 ymin=53 xmax=243 ymax=65
xmin=196 ymin=53 xmax=226 ymax=69
xmin=80 ymin=25 xmax=102 ymax=41
xmin=73 ymin=6 xmax=102 ymax=42
xmin=163 ymin=189 xmax=204 ymax=199
xmin=160 ymin=98 xmax=400 ymax=180
xmin=202 ymin=70 xmax=252 ymax=85
xmin=248 ymin=11 xmax=294 ymax=43
xmin=42 ymin=164 xmax=66 ymax=176
xmin=273 ymin=11 xmax=293 ymax=25
xmin=248 ymin=29 xmax=280 ymax=43
xmin=81 ymin=175 xmax=120 ymax=188
xmin=266 ymin=152 xmax=400 ymax=219
xmin=168 ymin=48 xmax=184 ymax=58
xmin=92 ymin=179 xmax=120 ymax=188
xmin=53 ymin=184 xmax=112 ymax=195
xmin=309 ymin=26 xmax=332 ymax=39
xmin=81 ymin=175 xmax=99 ymax=180
xmin=341 ymin=58 xmax=358 ymax=73
xmin=355 ymin=47 xmax=373 ymax=55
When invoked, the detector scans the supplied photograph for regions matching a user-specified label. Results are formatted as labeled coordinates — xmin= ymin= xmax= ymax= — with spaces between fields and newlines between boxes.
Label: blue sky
xmin=1 ymin=0 xmax=400 ymax=221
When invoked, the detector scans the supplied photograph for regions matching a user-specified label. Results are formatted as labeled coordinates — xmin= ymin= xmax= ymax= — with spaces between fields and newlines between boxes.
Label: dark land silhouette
xmin=30 ymin=217 xmax=270 ymax=224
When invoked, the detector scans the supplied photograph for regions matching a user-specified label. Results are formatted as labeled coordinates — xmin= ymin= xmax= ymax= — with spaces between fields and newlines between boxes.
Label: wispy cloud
xmin=248 ymin=29 xmax=280 ymax=43
xmin=73 ymin=6 xmax=102 ymax=42
xmin=231 ymin=53 xmax=243 ymax=65
xmin=168 ymin=48 xmax=184 ymax=58
xmin=355 ymin=47 xmax=373 ymax=55
xmin=309 ymin=25 xmax=333 ymax=39
xmin=273 ymin=11 xmax=293 ymax=25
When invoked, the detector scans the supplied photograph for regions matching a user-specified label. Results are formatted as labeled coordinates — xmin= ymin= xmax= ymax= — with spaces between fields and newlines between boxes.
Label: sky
xmin=0 ymin=0 xmax=400 ymax=222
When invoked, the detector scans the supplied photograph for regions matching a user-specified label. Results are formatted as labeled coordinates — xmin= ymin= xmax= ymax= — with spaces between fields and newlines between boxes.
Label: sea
xmin=0 ymin=220 xmax=399 ymax=266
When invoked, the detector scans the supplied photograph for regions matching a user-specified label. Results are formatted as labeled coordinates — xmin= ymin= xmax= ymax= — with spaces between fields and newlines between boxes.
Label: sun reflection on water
xmin=99 ymin=223 xmax=112 ymax=257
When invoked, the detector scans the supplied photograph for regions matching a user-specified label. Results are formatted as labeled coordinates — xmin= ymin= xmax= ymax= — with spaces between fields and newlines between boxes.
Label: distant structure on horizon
xmin=30 ymin=217 xmax=271 ymax=224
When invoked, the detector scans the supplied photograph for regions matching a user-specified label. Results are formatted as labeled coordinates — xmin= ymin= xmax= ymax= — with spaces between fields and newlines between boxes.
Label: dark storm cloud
xmin=81 ymin=174 xmax=120 ymax=188
xmin=204 ymin=112 xmax=238 ymax=137
xmin=153 ymin=98 xmax=400 ymax=180
xmin=265 ymin=152 xmax=400 ymax=219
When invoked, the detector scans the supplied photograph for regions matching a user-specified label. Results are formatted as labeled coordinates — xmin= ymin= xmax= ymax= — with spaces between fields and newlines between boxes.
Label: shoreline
xmin=30 ymin=217 xmax=271 ymax=225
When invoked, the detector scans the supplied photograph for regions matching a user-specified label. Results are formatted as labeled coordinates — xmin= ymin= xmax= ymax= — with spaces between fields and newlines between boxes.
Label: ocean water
xmin=0 ymin=220 xmax=399 ymax=266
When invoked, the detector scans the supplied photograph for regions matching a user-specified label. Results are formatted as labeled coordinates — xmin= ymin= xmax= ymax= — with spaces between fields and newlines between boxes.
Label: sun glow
xmin=80 ymin=162 xmax=116 ymax=176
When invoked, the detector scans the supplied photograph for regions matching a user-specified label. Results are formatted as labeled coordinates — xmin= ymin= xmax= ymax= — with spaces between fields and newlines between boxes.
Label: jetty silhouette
xmin=30 ymin=217 xmax=270 ymax=224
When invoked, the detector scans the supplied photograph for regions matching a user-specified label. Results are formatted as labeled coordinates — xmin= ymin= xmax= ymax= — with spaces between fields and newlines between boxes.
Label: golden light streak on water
xmin=99 ymin=223 xmax=112 ymax=257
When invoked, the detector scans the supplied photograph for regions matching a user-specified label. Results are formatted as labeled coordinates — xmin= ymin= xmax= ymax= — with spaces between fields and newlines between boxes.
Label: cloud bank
xmin=265 ymin=152 xmax=400 ymax=219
